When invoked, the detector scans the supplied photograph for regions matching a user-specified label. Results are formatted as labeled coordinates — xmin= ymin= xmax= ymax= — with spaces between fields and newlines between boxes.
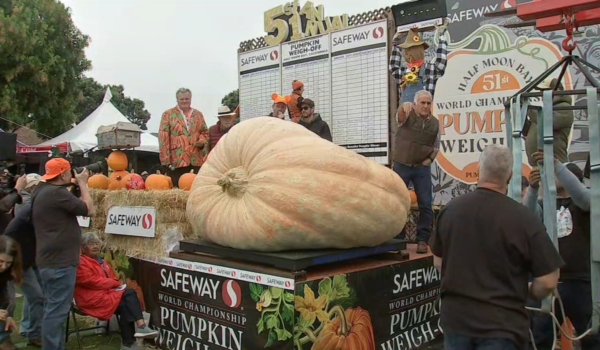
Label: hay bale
xmin=87 ymin=189 xmax=192 ymax=257
xmin=103 ymin=222 xmax=194 ymax=257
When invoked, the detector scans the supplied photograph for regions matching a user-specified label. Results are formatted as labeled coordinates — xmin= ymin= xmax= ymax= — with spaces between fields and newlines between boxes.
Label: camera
xmin=71 ymin=159 xmax=107 ymax=177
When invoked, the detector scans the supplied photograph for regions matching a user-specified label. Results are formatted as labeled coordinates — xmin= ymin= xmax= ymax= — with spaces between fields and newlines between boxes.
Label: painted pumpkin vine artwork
xmin=252 ymin=274 xmax=375 ymax=349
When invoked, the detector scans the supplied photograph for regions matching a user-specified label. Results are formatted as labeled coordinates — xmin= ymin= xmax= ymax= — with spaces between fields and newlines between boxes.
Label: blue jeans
xmin=40 ymin=266 xmax=77 ymax=350
xmin=445 ymin=332 xmax=520 ymax=350
xmin=393 ymin=161 xmax=433 ymax=243
xmin=529 ymin=280 xmax=600 ymax=349
xmin=19 ymin=267 xmax=43 ymax=339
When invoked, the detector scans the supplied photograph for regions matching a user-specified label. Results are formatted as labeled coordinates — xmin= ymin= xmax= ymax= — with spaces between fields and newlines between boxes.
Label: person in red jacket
xmin=74 ymin=233 xmax=157 ymax=350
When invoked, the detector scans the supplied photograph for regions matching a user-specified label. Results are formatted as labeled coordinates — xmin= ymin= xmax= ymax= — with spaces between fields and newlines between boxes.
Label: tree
xmin=75 ymin=77 xmax=151 ymax=130
xmin=221 ymin=89 xmax=239 ymax=111
xmin=0 ymin=0 xmax=91 ymax=136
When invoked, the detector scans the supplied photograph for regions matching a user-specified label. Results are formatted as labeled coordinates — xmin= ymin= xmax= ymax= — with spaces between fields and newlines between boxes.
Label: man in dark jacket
xmin=525 ymin=77 xmax=574 ymax=166
xmin=298 ymin=99 xmax=332 ymax=142
xmin=0 ymin=174 xmax=27 ymax=234
xmin=207 ymin=106 xmax=236 ymax=154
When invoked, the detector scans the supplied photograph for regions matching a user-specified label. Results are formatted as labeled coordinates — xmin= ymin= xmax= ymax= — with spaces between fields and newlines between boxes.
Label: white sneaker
xmin=134 ymin=326 xmax=159 ymax=338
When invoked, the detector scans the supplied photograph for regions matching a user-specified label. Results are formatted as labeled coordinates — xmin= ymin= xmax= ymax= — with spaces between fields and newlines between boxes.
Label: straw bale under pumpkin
xmin=87 ymin=189 xmax=191 ymax=257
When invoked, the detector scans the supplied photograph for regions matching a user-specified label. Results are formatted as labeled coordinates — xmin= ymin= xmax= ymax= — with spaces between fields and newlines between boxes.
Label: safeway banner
xmin=105 ymin=206 xmax=156 ymax=238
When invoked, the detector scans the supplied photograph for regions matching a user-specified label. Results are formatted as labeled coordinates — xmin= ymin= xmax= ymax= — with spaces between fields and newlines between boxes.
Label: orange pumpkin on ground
xmin=107 ymin=151 xmax=128 ymax=171
xmin=313 ymin=307 xmax=375 ymax=350
xmin=409 ymin=190 xmax=417 ymax=204
xmin=178 ymin=170 xmax=196 ymax=190
xmin=88 ymin=174 xmax=109 ymax=189
xmin=186 ymin=117 xmax=411 ymax=251
xmin=145 ymin=171 xmax=171 ymax=190
xmin=108 ymin=170 xmax=129 ymax=190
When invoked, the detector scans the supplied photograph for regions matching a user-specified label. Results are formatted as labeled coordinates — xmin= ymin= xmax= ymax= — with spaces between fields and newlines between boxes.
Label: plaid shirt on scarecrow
xmin=389 ymin=34 xmax=448 ymax=98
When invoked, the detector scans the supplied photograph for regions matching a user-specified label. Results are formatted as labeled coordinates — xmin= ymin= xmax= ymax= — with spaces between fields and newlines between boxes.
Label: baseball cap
xmin=25 ymin=174 xmax=42 ymax=189
xmin=300 ymin=99 xmax=315 ymax=108
xmin=41 ymin=158 xmax=71 ymax=180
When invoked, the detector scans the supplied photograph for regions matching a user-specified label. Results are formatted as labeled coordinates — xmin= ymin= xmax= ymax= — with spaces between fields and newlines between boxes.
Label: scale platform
xmin=179 ymin=239 xmax=407 ymax=271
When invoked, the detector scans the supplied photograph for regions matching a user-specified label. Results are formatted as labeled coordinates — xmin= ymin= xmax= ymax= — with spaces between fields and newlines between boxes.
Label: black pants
xmin=168 ymin=165 xmax=200 ymax=188
xmin=114 ymin=289 xmax=144 ymax=346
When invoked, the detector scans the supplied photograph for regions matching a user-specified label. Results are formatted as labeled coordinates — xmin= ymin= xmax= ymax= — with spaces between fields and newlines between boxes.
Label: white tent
xmin=38 ymin=88 xmax=159 ymax=153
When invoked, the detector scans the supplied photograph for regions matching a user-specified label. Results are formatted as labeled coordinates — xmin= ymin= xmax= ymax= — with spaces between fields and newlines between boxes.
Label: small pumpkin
xmin=107 ymin=151 xmax=128 ymax=171
xmin=125 ymin=173 xmax=146 ymax=190
xmin=313 ymin=307 xmax=375 ymax=350
xmin=186 ymin=117 xmax=411 ymax=251
xmin=88 ymin=174 xmax=109 ymax=189
xmin=178 ymin=170 xmax=196 ymax=190
xmin=108 ymin=170 xmax=129 ymax=190
xmin=145 ymin=171 xmax=171 ymax=190
xmin=409 ymin=190 xmax=417 ymax=205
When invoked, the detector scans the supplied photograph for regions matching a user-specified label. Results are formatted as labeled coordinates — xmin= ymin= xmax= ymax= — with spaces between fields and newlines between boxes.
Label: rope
xmin=0 ymin=116 xmax=52 ymax=139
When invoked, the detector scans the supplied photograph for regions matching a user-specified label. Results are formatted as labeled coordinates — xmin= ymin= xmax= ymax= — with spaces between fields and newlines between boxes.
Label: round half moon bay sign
xmin=433 ymin=26 xmax=572 ymax=184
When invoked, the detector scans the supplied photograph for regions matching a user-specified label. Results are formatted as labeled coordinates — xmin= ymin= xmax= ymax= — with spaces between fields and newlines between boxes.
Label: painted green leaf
xmin=318 ymin=278 xmax=332 ymax=298
xmin=265 ymin=314 xmax=279 ymax=330
xmin=331 ymin=274 xmax=350 ymax=300
xmin=250 ymin=284 xmax=263 ymax=302
xmin=175 ymin=148 xmax=183 ymax=156
xmin=275 ymin=328 xmax=292 ymax=342
xmin=257 ymin=317 xmax=265 ymax=334
xmin=283 ymin=292 xmax=294 ymax=303
xmin=282 ymin=303 xmax=294 ymax=324
xmin=269 ymin=287 xmax=283 ymax=300
xmin=264 ymin=329 xmax=277 ymax=348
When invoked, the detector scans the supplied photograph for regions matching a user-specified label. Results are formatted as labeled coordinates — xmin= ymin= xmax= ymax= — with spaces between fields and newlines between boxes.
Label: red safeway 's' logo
xmin=231 ymin=270 xmax=237 ymax=278
xmin=270 ymin=50 xmax=279 ymax=61
xmin=285 ymin=281 xmax=291 ymax=288
xmin=256 ymin=275 xmax=262 ymax=282
xmin=222 ymin=280 xmax=242 ymax=308
xmin=373 ymin=27 xmax=384 ymax=39
xmin=501 ymin=0 xmax=516 ymax=9
xmin=208 ymin=266 xmax=213 ymax=273
xmin=142 ymin=214 xmax=153 ymax=229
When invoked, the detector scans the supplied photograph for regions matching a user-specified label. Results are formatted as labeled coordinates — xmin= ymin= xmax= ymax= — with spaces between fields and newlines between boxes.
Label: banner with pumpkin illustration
xmin=428 ymin=0 xmax=598 ymax=204
xmin=130 ymin=255 xmax=441 ymax=350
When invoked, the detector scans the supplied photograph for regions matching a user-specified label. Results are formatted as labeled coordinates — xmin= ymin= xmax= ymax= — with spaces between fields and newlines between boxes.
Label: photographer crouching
xmin=32 ymin=158 xmax=94 ymax=350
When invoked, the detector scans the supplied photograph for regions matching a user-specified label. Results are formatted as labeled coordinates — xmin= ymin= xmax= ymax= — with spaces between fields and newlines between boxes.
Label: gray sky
xmin=61 ymin=0 xmax=396 ymax=132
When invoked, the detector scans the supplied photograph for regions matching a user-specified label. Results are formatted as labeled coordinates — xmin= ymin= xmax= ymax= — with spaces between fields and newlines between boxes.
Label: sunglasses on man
xmin=301 ymin=106 xmax=311 ymax=110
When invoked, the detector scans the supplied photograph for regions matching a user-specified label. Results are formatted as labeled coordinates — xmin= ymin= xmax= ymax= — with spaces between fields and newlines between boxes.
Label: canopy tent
xmin=23 ymin=88 xmax=159 ymax=153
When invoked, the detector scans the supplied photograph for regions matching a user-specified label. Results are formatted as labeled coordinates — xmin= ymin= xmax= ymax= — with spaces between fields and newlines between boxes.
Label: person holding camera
xmin=0 ymin=174 xmax=27 ymax=235
xmin=32 ymin=158 xmax=94 ymax=350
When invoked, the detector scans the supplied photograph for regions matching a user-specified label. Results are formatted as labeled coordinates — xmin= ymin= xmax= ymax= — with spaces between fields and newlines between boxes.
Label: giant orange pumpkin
xmin=108 ymin=151 xmax=128 ymax=171
xmin=145 ymin=172 xmax=171 ymax=190
xmin=88 ymin=174 xmax=109 ymax=189
xmin=186 ymin=117 xmax=411 ymax=251
xmin=178 ymin=170 xmax=196 ymax=190
xmin=108 ymin=170 xmax=129 ymax=190
xmin=313 ymin=307 xmax=375 ymax=350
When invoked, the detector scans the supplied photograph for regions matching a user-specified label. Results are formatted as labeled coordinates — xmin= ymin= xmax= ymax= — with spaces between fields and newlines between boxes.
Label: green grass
xmin=11 ymin=292 xmax=123 ymax=349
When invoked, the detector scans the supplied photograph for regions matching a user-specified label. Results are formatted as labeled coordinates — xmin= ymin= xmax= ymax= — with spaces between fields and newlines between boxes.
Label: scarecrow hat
xmin=398 ymin=28 xmax=429 ymax=49
xmin=217 ymin=105 xmax=236 ymax=117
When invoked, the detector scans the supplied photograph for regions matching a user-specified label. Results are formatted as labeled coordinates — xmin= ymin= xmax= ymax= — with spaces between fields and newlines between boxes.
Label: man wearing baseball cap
xmin=32 ymin=158 xmax=94 ymax=350
xmin=298 ymin=99 xmax=332 ymax=142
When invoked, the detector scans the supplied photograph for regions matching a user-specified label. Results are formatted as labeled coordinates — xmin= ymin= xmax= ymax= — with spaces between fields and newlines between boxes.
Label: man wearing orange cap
xmin=288 ymin=80 xmax=304 ymax=123
xmin=31 ymin=158 xmax=94 ymax=350
xmin=269 ymin=93 xmax=291 ymax=120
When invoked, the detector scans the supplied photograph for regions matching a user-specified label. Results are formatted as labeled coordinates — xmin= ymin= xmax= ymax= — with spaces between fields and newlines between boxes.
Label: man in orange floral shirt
xmin=158 ymin=88 xmax=209 ymax=187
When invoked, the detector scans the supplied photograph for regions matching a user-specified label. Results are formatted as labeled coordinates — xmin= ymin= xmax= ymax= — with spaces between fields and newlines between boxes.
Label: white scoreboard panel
xmin=238 ymin=20 xmax=389 ymax=164
xmin=282 ymin=34 xmax=331 ymax=125
xmin=239 ymin=46 xmax=282 ymax=120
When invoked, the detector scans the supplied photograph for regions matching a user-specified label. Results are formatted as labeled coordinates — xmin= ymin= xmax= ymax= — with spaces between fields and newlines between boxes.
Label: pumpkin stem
xmin=329 ymin=305 xmax=349 ymax=337
xmin=217 ymin=167 xmax=248 ymax=196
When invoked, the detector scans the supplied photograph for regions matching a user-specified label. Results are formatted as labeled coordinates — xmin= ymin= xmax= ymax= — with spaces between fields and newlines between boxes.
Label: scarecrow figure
xmin=389 ymin=21 xmax=448 ymax=103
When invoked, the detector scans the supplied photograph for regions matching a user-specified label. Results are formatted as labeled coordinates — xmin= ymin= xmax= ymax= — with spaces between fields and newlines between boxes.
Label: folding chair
xmin=65 ymin=299 xmax=110 ymax=350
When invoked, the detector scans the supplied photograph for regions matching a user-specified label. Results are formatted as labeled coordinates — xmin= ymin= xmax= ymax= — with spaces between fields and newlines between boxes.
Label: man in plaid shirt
xmin=389 ymin=22 xmax=448 ymax=103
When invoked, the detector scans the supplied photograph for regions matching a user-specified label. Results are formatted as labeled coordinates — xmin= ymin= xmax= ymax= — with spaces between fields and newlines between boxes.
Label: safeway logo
xmin=105 ymin=206 xmax=156 ymax=238
xmin=231 ymin=270 xmax=237 ymax=278
xmin=270 ymin=50 xmax=279 ymax=61
xmin=373 ymin=27 xmax=384 ymax=39
xmin=256 ymin=275 xmax=262 ymax=283
xmin=285 ymin=281 xmax=292 ymax=288
xmin=142 ymin=214 xmax=153 ymax=229
xmin=222 ymin=280 xmax=242 ymax=308
xmin=501 ymin=0 xmax=516 ymax=9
